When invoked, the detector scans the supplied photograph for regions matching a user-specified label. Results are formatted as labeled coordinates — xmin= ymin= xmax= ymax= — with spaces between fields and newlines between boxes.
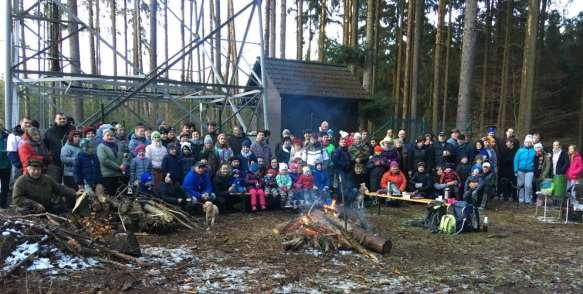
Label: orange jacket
xmin=380 ymin=170 xmax=407 ymax=192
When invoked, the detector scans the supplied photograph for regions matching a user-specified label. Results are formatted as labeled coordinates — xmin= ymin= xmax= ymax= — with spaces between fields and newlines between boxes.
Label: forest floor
xmin=1 ymin=200 xmax=583 ymax=293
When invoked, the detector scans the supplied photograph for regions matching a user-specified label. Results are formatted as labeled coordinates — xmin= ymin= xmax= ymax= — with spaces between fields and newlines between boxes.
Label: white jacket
xmin=145 ymin=143 xmax=167 ymax=169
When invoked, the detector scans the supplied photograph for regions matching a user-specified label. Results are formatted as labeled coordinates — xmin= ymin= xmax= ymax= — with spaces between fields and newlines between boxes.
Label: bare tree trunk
xmin=209 ymin=0 xmax=214 ymax=80
xmin=280 ymin=0 xmax=287 ymax=58
xmin=479 ymin=0 xmax=492 ymax=132
xmin=343 ymin=0 xmax=349 ymax=46
xmin=270 ymin=0 xmax=277 ymax=58
xmin=149 ymin=0 xmax=157 ymax=72
xmin=123 ymin=0 xmax=128 ymax=75
xmin=579 ymin=88 xmax=583 ymax=149
xmin=107 ymin=0 xmax=117 ymax=77
xmin=318 ymin=0 xmax=327 ymax=62
xmin=88 ymin=0 xmax=97 ymax=75
xmin=19 ymin=0 xmax=31 ymax=118
xmin=164 ymin=0 xmax=169 ymax=78
xmin=362 ymin=0 xmax=375 ymax=92
xmin=410 ymin=0 xmax=423 ymax=123
xmin=372 ymin=0 xmax=380 ymax=92
xmin=265 ymin=0 xmax=271 ymax=55
xmin=402 ymin=0 xmax=415 ymax=124
xmin=68 ymin=0 xmax=83 ymax=122
xmin=431 ymin=0 xmax=446 ymax=133
xmin=181 ymin=0 xmax=185 ymax=80
xmin=441 ymin=5 xmax=452 ymax=131
xmin=132 ymin=0 xmax=140 ymax=74
xmin=95 ymin=0 xmax=101 ymax=74
xmin=215 ymin=0 xmax=222 ymax=80
xmin=518 ymin=0 xmax=539 ymax=135
xmin=394 ymin=0 xmax=404 ymax=119
xmin=350 ymin=0 xmax=358 ymax=47
xmin=497 ymin=0 xmax=512 ymax=129
xmin=227 ymin=0 xmax=238 ymax=85
xmin=455 ymin=0 xmax=478 ymax=133
xmin=296 ymin=0 xmax=303 ymax=60
xmin=47 ymin=1 xmax=61 ymax=117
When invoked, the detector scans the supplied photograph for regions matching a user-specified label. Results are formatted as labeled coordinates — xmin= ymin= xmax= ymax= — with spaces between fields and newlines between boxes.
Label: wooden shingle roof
xmin=259 ymin=58 xmax=369 ymax=100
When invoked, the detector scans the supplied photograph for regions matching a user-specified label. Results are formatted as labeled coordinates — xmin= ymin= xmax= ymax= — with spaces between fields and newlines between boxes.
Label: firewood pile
xmin=274 ymin=202 xmax=391 ymax=262
xmin=0 ymin=184 xmax=200 ymax=278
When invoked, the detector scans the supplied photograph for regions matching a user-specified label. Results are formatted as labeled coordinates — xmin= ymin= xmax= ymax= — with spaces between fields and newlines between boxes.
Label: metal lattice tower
xmin=4 ymin=0 xmax=267 ymax=133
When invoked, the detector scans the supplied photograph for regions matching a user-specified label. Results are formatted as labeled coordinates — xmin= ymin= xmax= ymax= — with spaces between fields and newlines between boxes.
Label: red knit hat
xmin=373 ymin=145 xmax=383 ymax=153
xmin=82 ymin=126 xmax=96 ymax=136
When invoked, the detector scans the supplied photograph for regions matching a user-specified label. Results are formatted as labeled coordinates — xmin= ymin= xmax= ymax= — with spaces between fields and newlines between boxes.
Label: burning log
xmin=275 ymin=203 xmax=391 ymax=261
xmin=316 ymin=210 xmax=392 ymax=254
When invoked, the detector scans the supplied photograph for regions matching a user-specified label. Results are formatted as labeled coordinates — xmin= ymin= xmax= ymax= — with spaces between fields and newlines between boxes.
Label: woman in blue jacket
xmin=514 ymin=135 xmax=536 ymax=204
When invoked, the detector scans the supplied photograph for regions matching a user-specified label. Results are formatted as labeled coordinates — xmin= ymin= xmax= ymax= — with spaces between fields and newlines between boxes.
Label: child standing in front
xmin=245 ymin=163 xmax=266 ymax=211
xmin=296 ymin=166 xmax=316 ymax=207
xmin=276 ymin=164 xmax=293 ymax=208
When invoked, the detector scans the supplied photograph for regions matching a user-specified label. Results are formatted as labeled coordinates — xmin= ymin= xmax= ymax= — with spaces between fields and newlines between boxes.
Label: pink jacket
xmin=566 ymin=151 xmax=583 ymax=180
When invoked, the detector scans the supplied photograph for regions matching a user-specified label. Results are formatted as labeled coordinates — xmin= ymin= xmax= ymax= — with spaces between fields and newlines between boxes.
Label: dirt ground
xmin=2 ymin=200 xmax=583 ymax=293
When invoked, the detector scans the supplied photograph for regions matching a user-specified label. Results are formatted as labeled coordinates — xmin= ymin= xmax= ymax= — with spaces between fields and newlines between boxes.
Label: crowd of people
xmin=1 ymin=114 xmax=582 ymax=215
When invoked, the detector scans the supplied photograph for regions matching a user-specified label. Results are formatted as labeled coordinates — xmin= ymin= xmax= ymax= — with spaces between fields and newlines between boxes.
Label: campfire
xmin=274 ymin=201 xmax=391 ymax=262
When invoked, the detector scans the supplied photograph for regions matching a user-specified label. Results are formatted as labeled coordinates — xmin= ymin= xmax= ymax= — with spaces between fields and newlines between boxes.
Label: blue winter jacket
xmin=60 ymin=142 xmax=81 ymax=177
xmin=182 ymin=170 xmax=213 ymax=200
xmin=312 ymin=168 xmax=330 ymax=190
xmin=128 ymin=134 xmax=148 ymax=157
xmin=514 ymin=146 xmax=536 ymax=173
xmin=75 ymin=152 xmax=102 ymax=187
xmin=238 ymin=153 xmax=257 ymax=173
xmin=130 ymin=156 xmax=152 ymax=183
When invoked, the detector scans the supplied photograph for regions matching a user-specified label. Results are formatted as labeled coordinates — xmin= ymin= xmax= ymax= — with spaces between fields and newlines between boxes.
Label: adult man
xmin=447 ymin=129 xmax=460 ymax=147
xmin=7 ymin=117 xmax=32 ymax=176
xmin=0 ymin=126 xmax=11 ymax=209
xmin=499 ymin=139 xmax=518 ymax=201
xmin=478 ymin=162 xmax=496 ymax=209
xmin=182 ymin=161 xmax=215 ymax=203
xmin=44 ymin=113 xmax=74 ymax=182
xmin=551 ymin=141 xmax=569 ymax=177
xmin=206 ymin=122 xmax=219 ymax=143
xmin=251 ymin=130 xmax=272 ymax=162
xmin=433 ymin=132 xmax=455 ymax=168
xmin=505 ymin=128 xmax=519 ymax=148
xmin=12 ymin=159 xmax=80 ymax=214
xmin=348 ymin=133 xmax=370 ymax=164
xmin=455 ymin=134 xmax=473 ymax=163
xmin=181 ymin=122 xmax=194 ymax=136
xmin=115 ymin=124 xmax=129 ymax=154
xmin=128 ymin=124 xmax=148 ymax=158
xmin=228 ymin=126 xmax=250 ymax=156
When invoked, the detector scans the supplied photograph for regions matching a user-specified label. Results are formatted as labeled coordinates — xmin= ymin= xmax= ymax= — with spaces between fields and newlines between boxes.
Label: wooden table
xmin=366 ymin=192 xmax=436 ymax=215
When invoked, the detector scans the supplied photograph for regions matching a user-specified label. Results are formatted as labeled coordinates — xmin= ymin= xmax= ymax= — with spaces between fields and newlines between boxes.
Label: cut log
xmin=316 ymin=210 xmax=392 ymax=254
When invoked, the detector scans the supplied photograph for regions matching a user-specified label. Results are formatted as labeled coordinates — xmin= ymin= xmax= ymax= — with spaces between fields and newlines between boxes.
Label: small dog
xmin=356 ymin=183 xmax=369 ymax=209
xmin=202 ymin=201 xmax=219 ymax=228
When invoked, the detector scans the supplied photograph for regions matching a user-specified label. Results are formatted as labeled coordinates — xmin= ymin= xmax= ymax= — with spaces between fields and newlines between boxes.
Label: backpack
xmin=424 ymin=202 xmax=447 ymax=233
xmin=438 ymin=215 xmax=457 ymax=234
xmin=452 ymin=201 xmax=480 ymax=233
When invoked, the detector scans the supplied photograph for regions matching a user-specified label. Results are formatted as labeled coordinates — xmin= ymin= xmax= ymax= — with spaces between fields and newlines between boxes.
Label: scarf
xmin=241 ymin=149 xmax=253 ymax=159
xmin=103 ymin=141 xmax=118 ymax=155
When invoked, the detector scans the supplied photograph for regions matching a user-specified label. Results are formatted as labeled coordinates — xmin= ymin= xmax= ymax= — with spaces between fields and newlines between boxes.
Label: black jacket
xmin=409 ymin=171 xmax=434 ymax=195
xmin=552 ymin=149 xmax=569 ymax=176
xmin=228 ymin=135 xmax=250 ymax=156
xmin=43 ymin=124 xmax=74 ymax=165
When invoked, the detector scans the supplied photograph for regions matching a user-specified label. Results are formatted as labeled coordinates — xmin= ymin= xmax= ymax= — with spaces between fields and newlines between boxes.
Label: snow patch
xmin=140 ymin=245 xmax=196 ymax=267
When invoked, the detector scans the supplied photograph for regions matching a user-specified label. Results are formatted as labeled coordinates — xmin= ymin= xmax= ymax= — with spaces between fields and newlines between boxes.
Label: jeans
xmin=517 ymin=171 xmax=534 ymax=204
xmin=567 ymin=179 xmax=579 ymax=201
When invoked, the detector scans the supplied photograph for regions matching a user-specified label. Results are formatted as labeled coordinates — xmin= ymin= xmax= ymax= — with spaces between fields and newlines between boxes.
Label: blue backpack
xmin=452 ymin=201 xmax=480 ymax=233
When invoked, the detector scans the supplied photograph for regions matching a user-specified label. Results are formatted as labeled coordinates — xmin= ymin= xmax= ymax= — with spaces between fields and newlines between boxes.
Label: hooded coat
xmin=567 ymin=151 xmax=583 ymax=180
xmin=18 ymin=131 xmax=50 ymax=172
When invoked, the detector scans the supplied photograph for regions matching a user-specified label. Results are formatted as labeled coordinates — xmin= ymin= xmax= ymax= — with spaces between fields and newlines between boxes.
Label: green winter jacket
xmin=97 ymin=143 xmax=125 ymax=177
xmin=12 ymin=174 xmax=76 ymax=213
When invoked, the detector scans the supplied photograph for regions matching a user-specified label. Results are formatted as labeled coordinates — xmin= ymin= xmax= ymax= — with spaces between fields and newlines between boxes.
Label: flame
xmin=323 ymin=199 xmax=339 ymax=217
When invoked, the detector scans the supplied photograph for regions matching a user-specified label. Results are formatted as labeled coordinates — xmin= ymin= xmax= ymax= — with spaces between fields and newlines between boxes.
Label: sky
xmin=1 ymin=0 xmax=583 ymax=80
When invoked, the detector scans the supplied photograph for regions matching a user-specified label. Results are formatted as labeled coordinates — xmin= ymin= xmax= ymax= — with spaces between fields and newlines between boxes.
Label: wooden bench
xmin=366 ymin=192 xmax=437 ymax=215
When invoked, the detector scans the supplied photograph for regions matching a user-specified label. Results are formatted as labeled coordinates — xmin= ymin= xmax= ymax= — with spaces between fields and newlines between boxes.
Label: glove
xmin=414 ymin=183 xmax=422 ymax=188
xmin=32 ymin=202 xmax=46 ymax=213
xmin=133 ymin=180 xmax=139 ymax=186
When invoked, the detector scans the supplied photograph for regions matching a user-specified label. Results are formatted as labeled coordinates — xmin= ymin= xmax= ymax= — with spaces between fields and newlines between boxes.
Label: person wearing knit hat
xmin=204 ymin=134 xmax=213 ymax=145
xmin=245 ymin=162 xmax=267 ymax=211
xmin=145 ymin=130 xmax=167 ymax=188
xmin=263 ymin=168 xmax=278 ymax=200
xmin=381 ymin=161 xmax=407 ymax=193
xmin=373 ymin=145 xmax=383 ymax=154
xmin=129 ymin=142 xmax=153 ymax=188
xmin=74 ymin=138 xmax=101 ymax=190
xmin=408 ymin=160 xmax=433 ymax=197
xmin=514 ymin=134 xmax=536 ymax=204
xmin=61 ymin=130 xmax=83 ymax=189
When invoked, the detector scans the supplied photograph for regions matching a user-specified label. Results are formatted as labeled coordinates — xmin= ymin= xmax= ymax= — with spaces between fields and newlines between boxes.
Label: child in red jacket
xmin=295 ymin=166 xmax=315 ymax=207
xmin=440 ymin=163 xmax=461 ymax=200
